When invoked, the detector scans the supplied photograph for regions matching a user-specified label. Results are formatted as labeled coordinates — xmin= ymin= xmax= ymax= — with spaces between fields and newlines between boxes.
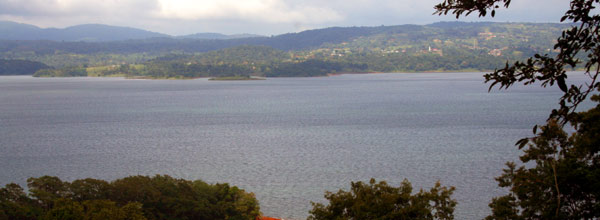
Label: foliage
xmin=308 ymin=179 xmax=456 ymax=220
xmin=34 ymin=66 xmax=87 ymax=77
xmin=209 ymin=76 xmax=265 ymax=80
xmin=436 ymin=0 xmax=600 ymax=219
xmin=0 ymin=183 xmax=40 ymax=220
xmin=485 ymin=107 xmax=600 ymax=219
xmin=0 ymin=59 xmax=49 ymax=75
xmin=5 ymin=22 xmax=570 ymax=76
xmin=32 ymin=46 xmax=374 ymax=78
xmin=0 ymin=175 xmax=260 ymax=220
xmin=29 ymin=43 xmax=513 ymax=78
xmin=435 ymin=0 xmax=512 ymax=18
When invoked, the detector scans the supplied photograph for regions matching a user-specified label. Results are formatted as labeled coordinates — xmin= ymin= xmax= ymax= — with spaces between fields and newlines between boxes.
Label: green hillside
xmin=0 ymin=22 xmax=574 ymax=78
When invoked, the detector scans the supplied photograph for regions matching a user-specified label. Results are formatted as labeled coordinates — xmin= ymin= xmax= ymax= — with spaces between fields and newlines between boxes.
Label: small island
xmin=209 ymin=75 xmax=266 ymax=81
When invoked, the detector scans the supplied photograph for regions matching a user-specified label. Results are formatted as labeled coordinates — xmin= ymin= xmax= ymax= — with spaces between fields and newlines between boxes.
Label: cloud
xmin=156 ymin=0 xmax=343 ymax=24
xmin=0 ymin=0 xmax=343 ymax=24
xmin=0 ymin=0 xmax=572 ymax=35
xmin=0 ymin=0 xmax=159 ymax=17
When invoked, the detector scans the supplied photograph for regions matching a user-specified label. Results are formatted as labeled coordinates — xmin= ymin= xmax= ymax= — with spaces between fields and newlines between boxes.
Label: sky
xmin=0 ymin=0 xmax=570 ymax=36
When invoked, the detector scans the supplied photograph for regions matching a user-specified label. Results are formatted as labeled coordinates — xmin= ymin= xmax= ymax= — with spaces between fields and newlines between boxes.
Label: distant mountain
xmin=54 ymin=24 xmax=170 ymax=41
xmin=0 ymin=21 xmax=572 ymax=64
xmin=0 ymin=21 xmax=169 ymax=41
xmin=1 ymin=21 xmax=576 ymax=76
xmin=0 ymin=21 xmax=42 ymax=40
xmin=0 ymin=21 xmax=265 ymax=41
xmin=178 ymin=33 xmax=264 ymax=40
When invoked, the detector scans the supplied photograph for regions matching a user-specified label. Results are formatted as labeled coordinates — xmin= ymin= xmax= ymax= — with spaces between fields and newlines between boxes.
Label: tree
xmin=81 ymin=200 xmax=146 ymax=220
xmin=69 ymin=178 xmax=111 ymax=202
xmin=27 ymin=176 xmax=70 ymax=210
xmin=308 ymin=179 xmax=456 ymax=220
xmin=42 ymin=198 xmax=84 ymax=220
xmin=1 ymin=175 xmax=260 ymax=220
xmin=0 ymin=59 xmax=50 ymax=75
xmin=0 ymin=183 xmax=39 ymax=220
xmin=435 ymin=0 xmax=600 ymax=219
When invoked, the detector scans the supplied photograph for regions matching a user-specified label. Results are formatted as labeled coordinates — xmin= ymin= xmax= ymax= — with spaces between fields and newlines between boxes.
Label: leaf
xmin=515 ymin=138 xmax=529 ymax=149
xmin=533 ymin=125 xmax=538 ymax=134
xmin=557 ymin=75 xmax=568 ymax=93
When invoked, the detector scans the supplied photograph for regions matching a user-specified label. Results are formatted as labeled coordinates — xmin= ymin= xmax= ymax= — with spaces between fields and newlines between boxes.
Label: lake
xmin=0 ymin=73 xmax=582 ymax=219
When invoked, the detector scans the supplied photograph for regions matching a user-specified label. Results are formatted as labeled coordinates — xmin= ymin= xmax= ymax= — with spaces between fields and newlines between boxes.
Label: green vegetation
xmin=436 ymin=0 xmax=600 ymax=219
xmin=3 ymin=3 xmax=599 ymax=218
xmin=308 ymin=179 xmax=456 ymax=220
xmin=34 ymin=66 xmax=87 ymax=77
xmin=0 ymin=175 xmax=260 ymax=220
xmin=0 ymin=22 xmax=573 ymax=78
xmin=209 ymin=76 xmax=265 ymax=80
xmin=0 ymin=59 xmax=49 ymax=75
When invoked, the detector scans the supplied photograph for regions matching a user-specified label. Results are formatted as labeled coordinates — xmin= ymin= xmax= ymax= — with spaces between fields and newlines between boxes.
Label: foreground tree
xmin=308 ymin=179 xmax=456 ymax=220
xmin=0 ymin=175 xmax=260 ymax=220
xmin=436 ymin=0 xmax=600 ymax=219
xmin=0 ymin=183 xmax=39 ymax=220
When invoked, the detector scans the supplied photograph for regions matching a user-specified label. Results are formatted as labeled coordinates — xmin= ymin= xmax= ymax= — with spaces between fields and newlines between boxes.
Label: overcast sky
xmin=0 ymin=0 xmax=570 ymax=36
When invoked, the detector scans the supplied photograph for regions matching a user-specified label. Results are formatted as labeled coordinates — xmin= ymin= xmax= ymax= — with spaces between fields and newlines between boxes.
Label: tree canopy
xmin=1 ymin=22 xmax=568 ymax=77
xmin=0 ymin=175 xmax=260 ymax=220
xmin=308 ymin=179 xmax=456 ymax=220
xmin=436 ymin=0 xmax=600 ymax=219
xmin=0 ymin=59 xmax=49 ymax=75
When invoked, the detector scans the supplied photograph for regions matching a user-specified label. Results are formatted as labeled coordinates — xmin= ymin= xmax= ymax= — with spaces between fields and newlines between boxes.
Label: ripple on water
xmin=1 ymin=73 xmax=589 ymax=219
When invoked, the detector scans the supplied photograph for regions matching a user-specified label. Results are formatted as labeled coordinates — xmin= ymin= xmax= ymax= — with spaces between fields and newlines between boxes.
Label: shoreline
xmin=21 ymin=69 xmax=587 ymax=80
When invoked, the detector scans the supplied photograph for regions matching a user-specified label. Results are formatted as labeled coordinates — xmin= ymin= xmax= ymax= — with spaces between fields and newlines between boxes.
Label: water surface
xmin=0 ymin=73 xmax=581 ymax=219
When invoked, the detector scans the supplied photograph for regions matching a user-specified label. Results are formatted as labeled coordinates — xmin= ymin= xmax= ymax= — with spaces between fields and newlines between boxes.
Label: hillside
xmin=0 ymin=59 xmax=49 ymax=75
xmin=0 ymin=21 xmax=263 ymax=42
xmin=0 ymin=22 xmax=570 ymax=55
xmin=0 ymin=21 xmax=169 ymax=41
xmin=0 ymin=21 xmax=574 ymax=77
xmin=178 ymin=33 xmax=264 ymax=40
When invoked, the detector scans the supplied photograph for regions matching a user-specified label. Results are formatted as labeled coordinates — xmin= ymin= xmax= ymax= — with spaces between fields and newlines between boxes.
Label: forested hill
xmin=0 ymin=59 xmax=49 ymax=75
xmin=0 ymin=22 xmax=570 ymax=54
xmin=0 ymin=21 xmax=169 ymax=42
xmin=0 ymin=22 xmax=574 ymax=77
xmin=177 ymin=33 xmax=264 ymax=40
xmin=0 ymin=21 xmax=261 ymax=42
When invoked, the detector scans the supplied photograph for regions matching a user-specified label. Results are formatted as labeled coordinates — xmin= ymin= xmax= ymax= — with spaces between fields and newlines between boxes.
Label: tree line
xmin=0 ymin=59 xmax=49 ymax=75
xmin=0 ymin=175 xmax=259 ymax=220
xmin=0 ymin=175 xmax=456 ymax=220
xmin=31 ymin=45 xmax=510 ymax=78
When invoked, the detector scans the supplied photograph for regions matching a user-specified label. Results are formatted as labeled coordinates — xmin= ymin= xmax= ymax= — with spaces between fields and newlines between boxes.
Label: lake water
xmin=0 ymin=73 xmax=584 ymax=219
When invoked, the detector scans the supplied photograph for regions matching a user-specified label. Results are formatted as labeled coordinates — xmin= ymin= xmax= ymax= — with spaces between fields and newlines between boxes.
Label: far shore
xmin=17 ymin=69 xmax=587 ymax=80
xmin=208 ymin=76 xmax=266 ymax=81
